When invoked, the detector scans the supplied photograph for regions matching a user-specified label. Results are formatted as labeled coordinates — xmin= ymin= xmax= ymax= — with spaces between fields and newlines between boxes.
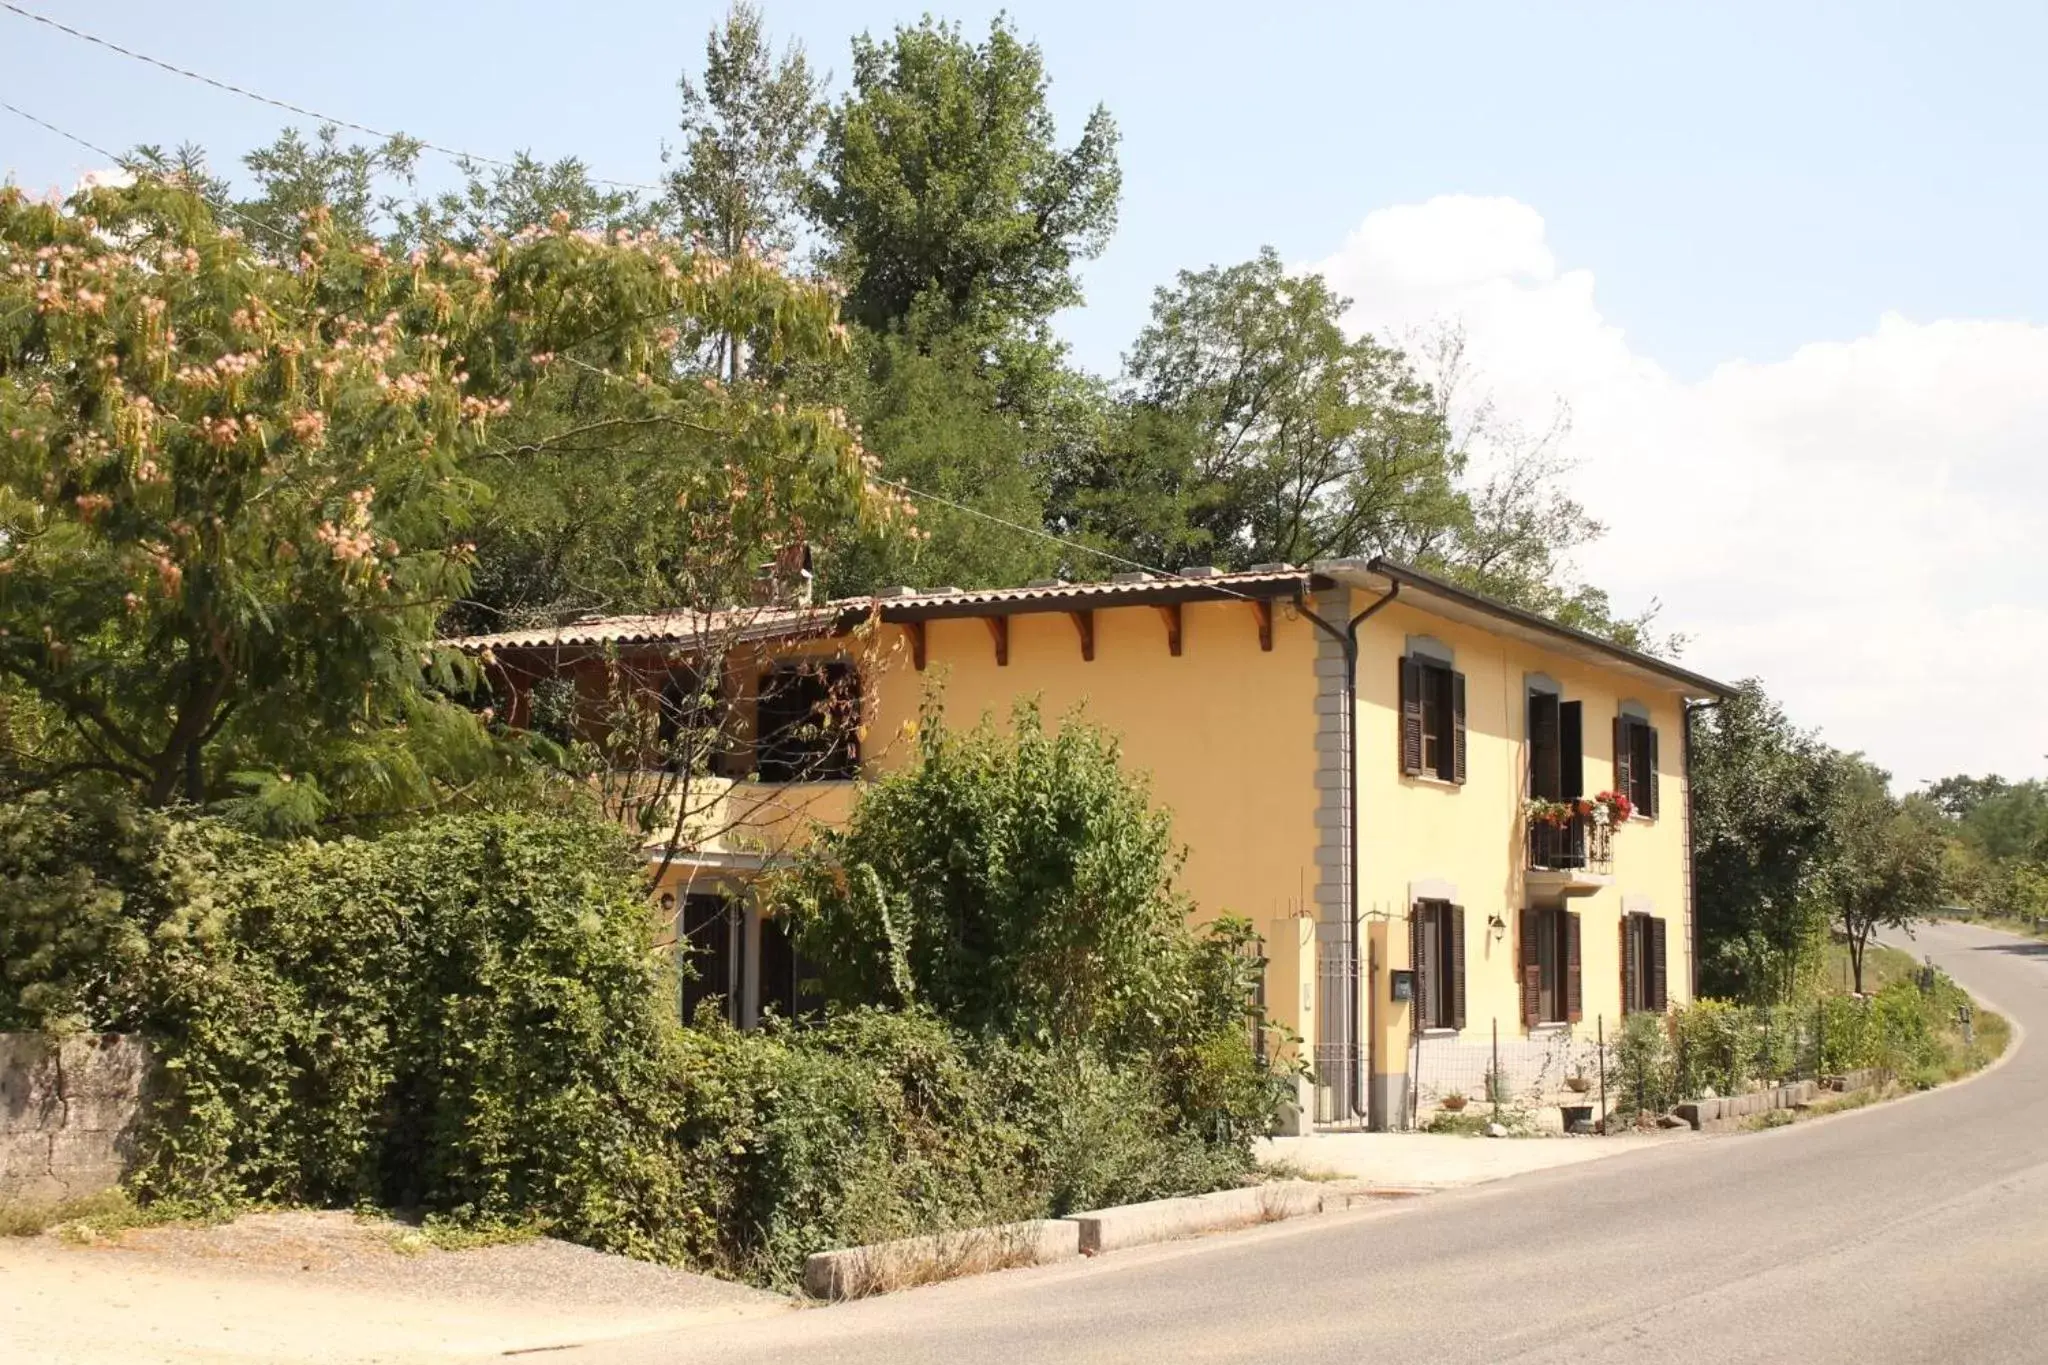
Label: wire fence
xmin=1411 ymin=1018 xmax=1611 ymax=1129
xmin=1408 ymin=1000 xmax=1858 ymax=1132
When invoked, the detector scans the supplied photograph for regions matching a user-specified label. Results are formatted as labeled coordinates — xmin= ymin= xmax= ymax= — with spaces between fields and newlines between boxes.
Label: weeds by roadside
xmin=0 ymin=1189 xmax=209 ymax=1242
xmin=379 ymin=1215 xmax=543 ymax=1256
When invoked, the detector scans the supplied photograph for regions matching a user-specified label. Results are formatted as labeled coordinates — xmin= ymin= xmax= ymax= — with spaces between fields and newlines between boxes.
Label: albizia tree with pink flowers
xmin=0 ymin=178 xmax=896 ymax=825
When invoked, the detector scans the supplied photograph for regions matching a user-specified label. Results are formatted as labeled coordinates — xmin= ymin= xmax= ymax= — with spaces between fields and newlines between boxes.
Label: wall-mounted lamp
xmin=1487 ymin=912 xmax=1508 ymax=943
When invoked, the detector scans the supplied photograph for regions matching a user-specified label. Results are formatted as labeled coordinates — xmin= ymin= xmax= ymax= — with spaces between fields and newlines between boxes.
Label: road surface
xmin=570 ymin=921 xmax=2048 ymax=1364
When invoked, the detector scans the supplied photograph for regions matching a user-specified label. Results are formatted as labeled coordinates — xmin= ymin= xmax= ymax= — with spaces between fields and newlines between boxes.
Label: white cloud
xmin=1316 ymin=195 xmax=2048 ymax=785
xmin=74 ymin=168 xmax=135 ymax=192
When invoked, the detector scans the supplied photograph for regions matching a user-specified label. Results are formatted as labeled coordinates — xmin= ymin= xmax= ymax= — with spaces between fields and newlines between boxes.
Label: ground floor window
xmin=669 ymin=892 xmax=823 ymax=1027
xmin=756 ymin=913 xmax=825 ymax=1022
xmin=1411 ymin=900 xmax=1466 ymax=1031
xmin=1520 ymin=907 xmax=1581 ymax=1027
xmin=678 ymin=893 xmax=742 ymax=1025
xmin=1622 ymin=912 xmax=1669 ymax=1013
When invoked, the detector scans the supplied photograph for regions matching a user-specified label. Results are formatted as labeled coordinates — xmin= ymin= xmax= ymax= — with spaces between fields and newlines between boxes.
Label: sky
xmin=5 ymin=1 xmax=2045 ymax=784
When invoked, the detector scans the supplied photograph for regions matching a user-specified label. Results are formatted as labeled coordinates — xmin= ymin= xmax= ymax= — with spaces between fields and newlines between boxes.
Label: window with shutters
xmin=1621 ymin=912 xmax=1669 ymax=1014
xmin=1411 ymin=900 xmax=1465 ymax=1031
xmin=1400 ymin=655 xmax=1466 ymax=784
xmin=658 ymin=667 xmax=725 ymax=774
xmin=756 ymin=661 xmax=860 ymax=782
xmin=1520 ymin=907 xmax=1582 ymax=1028
xmin=1614 ymin=712 xmax=1660 ymax=818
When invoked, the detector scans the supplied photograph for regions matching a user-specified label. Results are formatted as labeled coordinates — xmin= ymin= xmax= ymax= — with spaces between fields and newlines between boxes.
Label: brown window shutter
xmin=1519 ymin=910 xmax=1541 ymax=1029
xmin=1565 ymin=912 xmax=1583 ymax=1022
xmin=1529 ymin=692 xmax=1561 ymax=800
xmin=1620 ymin=914 xmax=1640 ymax=1014
xmin=1613 ymin=716 xmax=1634 ymax=803
xmin=1559 ymin=701 xmax=1584 ymax=799
xmin=1448 ymin=671 xmax=1468 ymax=784
xmin=1400 ymin=658 xmax=1424 ymax=775
xmin=1645 ymin=726 xmax=1661 ymax=818
xmin=1449 ymin=905 xmax=1467 ymax=1030
xmin=1648 ymin=917 xmax=1669 ymax=1010
xmin=1411 ymin=904 xmax=1433 ymax=1030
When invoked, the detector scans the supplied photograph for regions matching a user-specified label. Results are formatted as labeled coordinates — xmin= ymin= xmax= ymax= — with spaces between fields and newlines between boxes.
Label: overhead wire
xmin=1 ymin=96 xmax=297 ymax=246
xmin=1 ymin=1 xmax=664 ymax=192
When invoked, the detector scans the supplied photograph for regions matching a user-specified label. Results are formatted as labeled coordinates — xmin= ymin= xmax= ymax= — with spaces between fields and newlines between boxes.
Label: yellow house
xmin=454 ymin=556 xmax=1729 ymax=1131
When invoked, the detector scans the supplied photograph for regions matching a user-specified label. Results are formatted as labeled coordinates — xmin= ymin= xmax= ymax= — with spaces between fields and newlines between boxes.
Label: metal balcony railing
xmin=1526 ymin=811 xmax=1614 ymax=875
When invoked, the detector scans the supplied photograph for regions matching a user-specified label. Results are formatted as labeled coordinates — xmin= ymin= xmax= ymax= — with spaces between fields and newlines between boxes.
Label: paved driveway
xmin=574 ymin=920 xmax=2048 ymax=1364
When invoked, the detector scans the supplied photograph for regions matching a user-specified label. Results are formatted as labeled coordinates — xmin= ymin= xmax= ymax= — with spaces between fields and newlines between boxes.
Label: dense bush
xmin=2 ymin=774 xmax=1281 ymax=1287
xmin=1612 ymin=971 xmax=1995 ymax=1118
xmin=774 ymin=702 xmax=1228 ymax=1053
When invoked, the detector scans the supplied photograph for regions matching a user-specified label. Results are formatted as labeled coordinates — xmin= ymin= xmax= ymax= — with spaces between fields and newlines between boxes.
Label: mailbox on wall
xmin=1389 ymin=969 xmax=1415 ymax=1003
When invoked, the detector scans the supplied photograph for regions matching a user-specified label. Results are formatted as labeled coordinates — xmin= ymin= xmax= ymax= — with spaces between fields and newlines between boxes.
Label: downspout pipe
xmin=1298 ymin=580 xmax=1402 ymax=1124
xmin=1682 ymin=697 xmax=1722 ymax=1003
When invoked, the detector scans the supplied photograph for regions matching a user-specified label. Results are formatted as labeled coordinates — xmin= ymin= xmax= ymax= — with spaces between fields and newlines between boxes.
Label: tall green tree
xmin=0 ymin=177 xmax=883 ymax=824
xmin=1831 ymin=758 xmax=1947 ymax=993
xmin=1691 ymin=682 xmax=1846 ymax=1002
xmin=670 ymin=2 xmax=825 ymax=260
xmin=810 ymin=15 xmax=1120 ymax=342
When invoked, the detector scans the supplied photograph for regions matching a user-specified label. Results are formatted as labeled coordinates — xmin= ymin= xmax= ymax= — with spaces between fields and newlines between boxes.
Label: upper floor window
xmin=658 ymin=667 xmax=725 ymax=773
xmin=1400 ymin=654 xmax=1466 ymax=784
xmin=1526 ymin=690 xmax=1584 ymax=801
xmin=1614 ymin=712 xmax=1660 ymax=818
xmin=756 ymin=660 xmax=860 ymax=782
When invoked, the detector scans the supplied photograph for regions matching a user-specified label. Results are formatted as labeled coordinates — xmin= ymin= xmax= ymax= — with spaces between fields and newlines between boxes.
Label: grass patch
xmin=1816 ymin=940 xmax=1922 ymax=995
xmin=1253 ymin=1160 xmax=1348 ymax=1183
xmin=1 ymin=1188 xmax=209 ymax=1243
xmin=382 ymin=1216 xmax=542 ymax=1256
xmin=1422 ymin=1107 xmax=1535 ymax=1137
xmin=0 ymin=1188 xmax=136 ymax=1238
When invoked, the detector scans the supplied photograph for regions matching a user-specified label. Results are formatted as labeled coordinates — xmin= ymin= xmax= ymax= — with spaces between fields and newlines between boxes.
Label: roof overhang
xmin=865 ymin=569 xmax=1327 ymax=624
xmin=1315 ymin=557 xmax=1733 ymax=702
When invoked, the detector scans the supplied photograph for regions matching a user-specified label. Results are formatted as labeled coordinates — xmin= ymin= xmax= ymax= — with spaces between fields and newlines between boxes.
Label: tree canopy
xmin=0 ymin=176 xmax=889 ymax=824
xmin=811 ymin=15 xmax=1121 ymax=341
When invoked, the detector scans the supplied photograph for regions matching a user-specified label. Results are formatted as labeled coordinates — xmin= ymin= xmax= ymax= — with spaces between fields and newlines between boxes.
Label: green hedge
xmin=1 ymin=791 xmax=1271 ymax=1286
xmin=1612 ymin=972 xmax=1988 ymax=1117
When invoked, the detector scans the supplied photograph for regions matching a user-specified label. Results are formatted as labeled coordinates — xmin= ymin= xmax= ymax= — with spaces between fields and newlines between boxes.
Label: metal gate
xmin=1314 ymin=917 xmax=1363 ymax=1127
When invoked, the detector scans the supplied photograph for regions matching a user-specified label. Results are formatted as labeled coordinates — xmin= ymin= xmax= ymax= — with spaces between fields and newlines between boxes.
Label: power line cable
xmin=1 ymin=1 xmax=664 ymax=192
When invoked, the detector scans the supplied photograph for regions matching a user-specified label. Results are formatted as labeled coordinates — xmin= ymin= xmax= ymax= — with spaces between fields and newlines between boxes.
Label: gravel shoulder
xmin=0 ymin=1210 xmax=788 ymax=1364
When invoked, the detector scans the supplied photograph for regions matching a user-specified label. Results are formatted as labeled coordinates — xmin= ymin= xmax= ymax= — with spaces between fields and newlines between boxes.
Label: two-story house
xmin=453 ymin=555 xmax=1730 ymax=1131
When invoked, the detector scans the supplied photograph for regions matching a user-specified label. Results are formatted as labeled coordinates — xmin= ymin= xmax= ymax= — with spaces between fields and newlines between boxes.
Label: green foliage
xmin=822 ymin=330 xmax=1060 ymax=596
xmin=1611 ymin=1012 xmax=1679 ymax=1115
xmin=1830 ymin=761 xmax=1947 ymax=991
xmin=1065 ymin=249 xmax=1463 ymax=569
xmin=775 ymin=700 xmax=1210 ymax=1051
xmin=668 ymin=1009 xmax=1038 ymax=1285
xmin=0 ymin=177 xmax=880 ymax=823
xmin=670 ymin=2 xmax=826 ymax=260
xmin=813 ymin=15 xmax=1121 ymax=339
xmin=1692 ymin=682 xmax=1846 ymax=1002
xmin=3 ymin=771 xmax=1273 ymax=1286
xmin=1610 ymin=969 xmax=2001 ymax=1120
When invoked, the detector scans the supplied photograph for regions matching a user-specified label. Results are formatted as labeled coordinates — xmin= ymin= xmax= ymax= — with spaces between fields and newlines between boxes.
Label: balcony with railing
xmin=1525 ymin=807 xmax=1614 ymax=900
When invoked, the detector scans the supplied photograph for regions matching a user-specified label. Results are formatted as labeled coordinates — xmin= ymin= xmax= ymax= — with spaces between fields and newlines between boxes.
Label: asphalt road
xmin=572 ymin=921 xmax=2048 ymax=1365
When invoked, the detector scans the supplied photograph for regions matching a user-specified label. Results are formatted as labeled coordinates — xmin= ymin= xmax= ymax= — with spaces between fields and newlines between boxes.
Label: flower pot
xmin=1439 ymin=1095 xmax=1468 ymax=1112
xmin=1565 ymin=1076 xmax=1591 ymax=1094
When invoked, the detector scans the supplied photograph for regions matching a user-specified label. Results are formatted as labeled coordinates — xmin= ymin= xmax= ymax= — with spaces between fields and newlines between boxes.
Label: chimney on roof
xmin=752 ymin=542 xmax=814 ymax=608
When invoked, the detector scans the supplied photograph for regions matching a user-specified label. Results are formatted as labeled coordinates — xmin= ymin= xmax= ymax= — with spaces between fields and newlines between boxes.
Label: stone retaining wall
xmin=1674 ymin=1069 xmax=1886 ymax=1131
xmin=0 ymin=1033 xmax=154 ymax=1207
